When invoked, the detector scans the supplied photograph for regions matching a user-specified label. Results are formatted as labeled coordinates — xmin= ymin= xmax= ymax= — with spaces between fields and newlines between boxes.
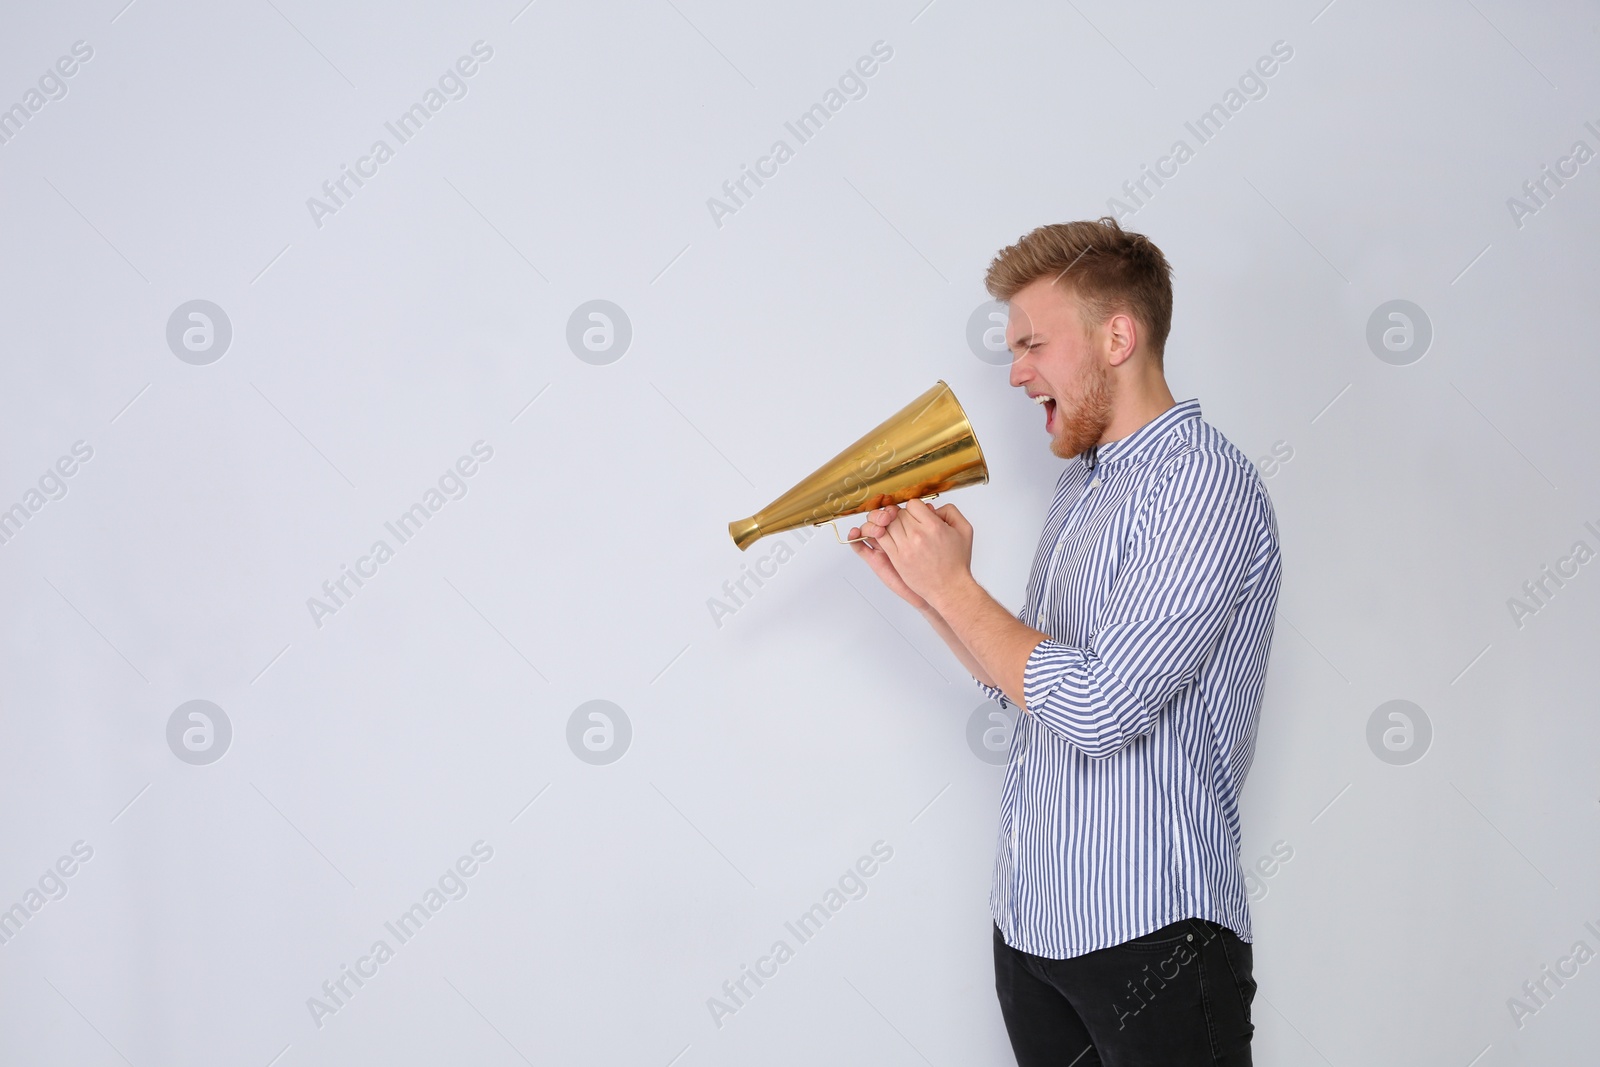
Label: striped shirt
xmin=976 ymin=397 xmax=1281 ymax=960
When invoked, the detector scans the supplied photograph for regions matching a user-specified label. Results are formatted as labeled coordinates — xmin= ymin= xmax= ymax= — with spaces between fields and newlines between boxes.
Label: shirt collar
xmin=1085 ymin=398 xmax=1201 ymax=472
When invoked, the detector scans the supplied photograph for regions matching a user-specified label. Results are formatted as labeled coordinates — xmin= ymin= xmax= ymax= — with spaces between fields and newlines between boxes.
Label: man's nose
xmin=1008 ymin=351 xmax=1028 ymax=389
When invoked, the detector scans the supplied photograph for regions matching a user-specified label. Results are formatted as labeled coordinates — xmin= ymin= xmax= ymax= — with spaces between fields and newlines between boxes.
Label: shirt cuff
xmin=973 ymin=675 xmax=1014 ymax=711
xmin=1024 ymin=643 xmax=1100 ymax=751
xmin=1021 ymin=639 xmax=1082 ymax=715
xmin=1020 ymin=638 xmax=1142 ymax=758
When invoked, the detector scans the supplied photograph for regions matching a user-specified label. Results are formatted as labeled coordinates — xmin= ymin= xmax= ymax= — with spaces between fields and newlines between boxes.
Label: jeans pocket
xmin=1218 ymin=932 xmax=1256 ymax=1018
xmin=1121 ymin=919 xmax=1199 ymax=952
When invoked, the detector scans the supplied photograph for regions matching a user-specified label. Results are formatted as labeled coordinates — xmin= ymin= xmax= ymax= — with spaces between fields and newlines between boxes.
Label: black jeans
xmin=993 ymin=918 xmax=1255 ymax=1066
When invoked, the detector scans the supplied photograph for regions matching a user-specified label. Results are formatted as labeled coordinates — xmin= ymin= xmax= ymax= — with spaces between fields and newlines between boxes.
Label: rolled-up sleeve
xmin=974 ymin=675 xmax=1014 ymax=710
xmin=1023 ymin=451 xmax=1265 ymax=759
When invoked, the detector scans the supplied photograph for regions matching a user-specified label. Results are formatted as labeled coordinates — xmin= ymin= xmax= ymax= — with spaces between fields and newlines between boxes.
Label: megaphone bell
xmin=727 ymin=380 xmax=989 ymax=551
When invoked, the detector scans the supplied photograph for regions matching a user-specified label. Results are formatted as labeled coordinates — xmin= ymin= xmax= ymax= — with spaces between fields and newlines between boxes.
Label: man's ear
xmin=1106 ymin=311 xmax=1139 ymax=368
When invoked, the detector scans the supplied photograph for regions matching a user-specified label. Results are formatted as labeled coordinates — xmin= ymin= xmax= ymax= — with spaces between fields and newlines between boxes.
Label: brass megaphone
xmin=728 ymin=380 xmax=989 ymax=551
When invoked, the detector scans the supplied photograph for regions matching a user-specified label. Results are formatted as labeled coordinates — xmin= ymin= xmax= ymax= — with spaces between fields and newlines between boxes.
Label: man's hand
xmin=847 ymin=507 xmax=931 ymax=611
xmin=850 ymin=499 xmax=975 ymax=609
xmin=848 ymin=498 xmax=1045 ymax=706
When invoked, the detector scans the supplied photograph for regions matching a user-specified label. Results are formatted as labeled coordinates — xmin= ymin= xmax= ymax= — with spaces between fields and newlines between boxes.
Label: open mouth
xmin=1032 ymin=393 xmax=1057 ymax=432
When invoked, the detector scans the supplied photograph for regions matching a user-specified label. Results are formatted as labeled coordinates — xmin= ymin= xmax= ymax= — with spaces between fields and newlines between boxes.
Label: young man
xmin=848 ymin=217 xmax=1281 ymax=1065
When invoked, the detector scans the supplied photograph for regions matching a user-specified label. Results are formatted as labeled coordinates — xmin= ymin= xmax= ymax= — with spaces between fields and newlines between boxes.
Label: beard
xmin=1049 ymin=356 xmax=1115 ymax=460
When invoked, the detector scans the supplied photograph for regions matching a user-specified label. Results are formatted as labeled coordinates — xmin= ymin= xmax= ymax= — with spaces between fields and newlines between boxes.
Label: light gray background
xmin=2 ymin=0 xmax=1597 ymax=1064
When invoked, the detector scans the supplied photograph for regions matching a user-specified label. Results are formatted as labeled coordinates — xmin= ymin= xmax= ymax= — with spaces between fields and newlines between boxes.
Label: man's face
xmin=1005 ymin=277 xmax=1115 ymax=460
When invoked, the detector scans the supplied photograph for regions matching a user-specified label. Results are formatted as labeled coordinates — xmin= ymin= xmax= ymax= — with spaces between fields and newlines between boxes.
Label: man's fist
xmin=849 ymin=498 xmax=975 ymax=610
xmin=849 ymin=504 xmax=925 ymax=610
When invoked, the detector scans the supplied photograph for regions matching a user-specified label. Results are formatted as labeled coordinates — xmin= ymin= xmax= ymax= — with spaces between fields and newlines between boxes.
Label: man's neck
xmin=1098 ymin=373 xmax=1178 ymax=449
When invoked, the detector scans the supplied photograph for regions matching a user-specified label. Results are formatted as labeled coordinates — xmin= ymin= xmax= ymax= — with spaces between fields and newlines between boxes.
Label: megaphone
xmin=727 ymin=380 xmax=989 ymax=551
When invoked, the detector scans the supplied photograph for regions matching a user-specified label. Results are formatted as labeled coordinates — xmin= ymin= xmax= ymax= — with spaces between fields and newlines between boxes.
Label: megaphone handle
xmin=822 ymin=520 xmax=869 ymax=545
xmin=819 ymin=494 xmax=941 ymax=545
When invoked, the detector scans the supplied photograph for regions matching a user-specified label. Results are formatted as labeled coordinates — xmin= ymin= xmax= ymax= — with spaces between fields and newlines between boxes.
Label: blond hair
xmin=984 ymin=216 xmax=1173 ymax=364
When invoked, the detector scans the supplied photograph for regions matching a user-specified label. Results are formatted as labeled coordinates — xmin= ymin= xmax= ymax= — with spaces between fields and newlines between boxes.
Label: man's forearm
xmin=917 ymin=605 xmax=998 ymax=688
xmin=925 ymin=575 xmax=1049 ymax=709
